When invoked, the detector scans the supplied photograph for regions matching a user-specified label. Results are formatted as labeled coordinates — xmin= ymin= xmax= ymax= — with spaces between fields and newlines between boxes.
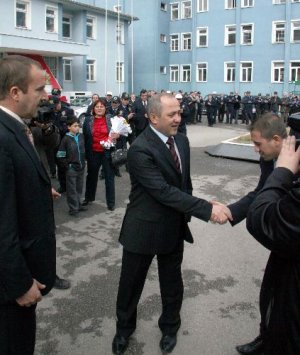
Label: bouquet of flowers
xmin=110 ymin=116 xmax=132 ymax=137
xmin=100 ymin=137 xmax=115 ymax=149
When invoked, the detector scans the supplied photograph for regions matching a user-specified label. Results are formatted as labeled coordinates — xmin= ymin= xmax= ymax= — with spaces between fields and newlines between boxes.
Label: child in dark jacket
xmin=57 ymin=116 xmax=86 ymax=216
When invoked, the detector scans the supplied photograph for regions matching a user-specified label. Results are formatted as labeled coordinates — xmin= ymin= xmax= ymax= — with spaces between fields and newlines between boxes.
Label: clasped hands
xmin=209 ymin=201 xmax=233 ymax=225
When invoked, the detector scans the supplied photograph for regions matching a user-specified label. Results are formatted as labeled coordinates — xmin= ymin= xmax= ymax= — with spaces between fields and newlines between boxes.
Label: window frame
xmin=291 ymin=20 xmax=300 ymax=43
xmin=181 ymin=1 xmax=192 ymax=19
xmin=62 ymin=15 xmax=72 ymax=39
xmin=116 ymin=61 xmax=124 ymax=82
xmin=271 ymin=61 xmax=284 ymax=83
xmin=197 ymin=0 xmax=209 ymax=12
xmin=170 ymin=65 xmax=179 ymax=82
xmin=181 ymin=32 xmax=192 ymax=51
xmin=45 ymin=5 xmax=58 ymax=33
xmin=240 ymin=61 xmax=253 ymax=82
xmin=289 ymin=61 xmax=300 ymax=82
xmin=273 ymin=0 xmax=286 ymax=4
xmin=196 ymin=62 xmax=208 ymax=82
xmin=272 ymin=21 xmax=285 ymax=44
xmin=225 ymin=0 xmax=237 ymax=10
xmin=15 ymin=0 xmax=31 ymax=29
xmin=225 ymin=24 xmax=236 ymax=45
xmin=170 ymin=2 xmax=180 ymax=21
xmin=240 ymin=23 xmax=254 ymax=45
xmin=63 ymin=58 xmax=72 ymax=81
xmin=196 ymin=26 xmax=208 ymax=47
xmin=86 ymin=15 xmax=97 ymax=40
xmin=170 ymin=34 xmax=180 ymax=51
xmin=241 ymin=0 xmax=254 ymax=7
xmin=181 ymin=64 xmax=191 ymax=82
xmin=224 ymin=62 xmax=236 ymax=82
xmin=86 ymin=59 xmax=96 ymax=81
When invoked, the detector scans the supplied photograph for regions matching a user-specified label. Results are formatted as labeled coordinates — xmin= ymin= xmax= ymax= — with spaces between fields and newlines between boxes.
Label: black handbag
xmin=111 ymin=148 xmax=127 ymax=167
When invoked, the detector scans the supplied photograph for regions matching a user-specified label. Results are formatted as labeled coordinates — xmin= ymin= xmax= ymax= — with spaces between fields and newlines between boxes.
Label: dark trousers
xmin=0 ymin=304 xmax=36 ymax=355
xmin=66 ymin=168 xmax=84 ymax=212
xmin=116 ymin=242 xmax=184 ymax=338
xmin=85 ymin=150 xmax=115 ymax=208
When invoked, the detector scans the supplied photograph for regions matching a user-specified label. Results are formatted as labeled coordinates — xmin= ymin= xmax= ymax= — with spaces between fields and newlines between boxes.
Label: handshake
xmin=209 ymin=201 xmax=233 ymax=225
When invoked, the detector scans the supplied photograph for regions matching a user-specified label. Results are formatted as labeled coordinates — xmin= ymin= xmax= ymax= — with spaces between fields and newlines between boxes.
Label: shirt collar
xmin=0 ymin=106 xmax=25 ymax=125
xmin=150 ymin=124 xmax=169 ymax=144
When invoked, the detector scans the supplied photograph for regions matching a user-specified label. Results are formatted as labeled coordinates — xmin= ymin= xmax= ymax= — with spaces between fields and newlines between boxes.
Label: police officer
xmin=242 ymin=91 xmax=254 ymax=124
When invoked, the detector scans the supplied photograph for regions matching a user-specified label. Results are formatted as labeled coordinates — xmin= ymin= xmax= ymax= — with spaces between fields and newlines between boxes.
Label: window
xmin=116 ymin=23 xmax=124 ymax=44
xmin=86 ymin=16 xmax=96 ymax=39
xmin=160 ymin=66 xmax=167 ymax=74
xmin=196 ymin=63 xmax=207 ymax=82
xmin=181 ymin=1 xmax=192 ymax=19
xmin=271 ymin=61 xmax=284 ymax=83
xmin=63 ymin=59 xmax=72 ymax=81
xmin=113 ymin=5 xmax=122 ymax=12
xmin=170 ymin=34 xmax=179 ymax=51
xmin=16 ymin=0 xmax=31 ymax=29
xmin=160 ymin=34 xmax=167 ymax=42
xmin=273 ymin=0 xmax=286 ymax=4
xmin=224 ymin=62 xmax=236 ymax=82
xmin=170 ymin=3 xmax=179 ymax=20
xmin=181 ymin=33 xmax=192 ymax=50
xmin=197 ymin=0 xmax=208 ymax=12
xmin=272 ymin=21 xmax=285 ymax=43
xmin=46 ymin=6 xmax=58 ymax=33
xmin=116 ymin=62 xmax=124 ymax=82
xmin=196 ymin=27 xmax=208 ymax=47
xmin=225 ymin=0 xmax=237 ymax=9
xmin=292 ymin=0 xmax=300 ymax=2
xmin=170 ymin=65 xmax=179 ymax=82
xmin=161 ymin=2 xmax=167 ymax=11
xmin=240 ymin=62 xmax=253 ymax=82
xmin=225 ymin=25 xmax=236 ymax=45
xmin=241 ymin=0 xmax=254 ymax=7
xmin=86 ymin=59 xmax=96 ymax=81
xmin=290 ymin=62 xmax=300 ymax=82
xmin=291 ymin=21 xmax=300 ymax=42
xmin=44 ymin=57 xmax=57 ymax=78
xmin=181 ymin=65 xmax=191 ymax=82
xmin=241 ymin=24 xmax=254 ymax=45
xmin=62 ymin=16 xmax=72 ymax=38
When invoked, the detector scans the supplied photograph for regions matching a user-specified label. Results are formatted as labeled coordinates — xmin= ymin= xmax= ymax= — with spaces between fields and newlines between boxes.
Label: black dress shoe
xmin=107 ymin=206 xmax=115 ymax=211
xmin=81 ymin=200 xmax=90 ymax=206
xmin=159 ymin=334 xmax=177 ymax=353
xmin=236 ymin=335 xmax=264 ymax=354
xmin=112 ymin=335 xmax=129 ymax=354
xmin=54 ymin=275 xmax=71 ymax=290
xmin=79 ymin=205 xmax=88 ymax=211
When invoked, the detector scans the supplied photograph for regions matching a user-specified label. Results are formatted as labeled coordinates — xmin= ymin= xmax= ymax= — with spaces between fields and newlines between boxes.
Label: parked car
xmin=70 ymin=97 xmax=91 ymax=127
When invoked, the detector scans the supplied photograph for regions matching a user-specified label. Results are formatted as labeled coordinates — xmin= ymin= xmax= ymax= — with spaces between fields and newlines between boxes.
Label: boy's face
xmin=68 ymin=122 xmax=80 ymax=135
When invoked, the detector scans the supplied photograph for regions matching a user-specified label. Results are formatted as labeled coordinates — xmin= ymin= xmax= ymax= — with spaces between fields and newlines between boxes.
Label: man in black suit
xmin=0 ymin=55 xmax=56 ymax=354
xmin=132 ymin=89 xmax=149 ymax=137
xmin=112 ymin=93 xmax=231 ymax=354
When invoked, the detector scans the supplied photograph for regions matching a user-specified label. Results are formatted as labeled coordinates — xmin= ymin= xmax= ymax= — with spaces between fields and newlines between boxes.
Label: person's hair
xmin=0 ymin=55 xmax=41 ymax=100
xmin=249 ymin=113 xmax=287 ymax=140
xmin=140 ymin=89 xmax=147 ymax=96
xmin=147 ymin=93 xmax=174 ymax=118
xmin=67 ymin=115 xmax=79 ymax=127
xmin=92 ymin=98 xmax=107 ymax=116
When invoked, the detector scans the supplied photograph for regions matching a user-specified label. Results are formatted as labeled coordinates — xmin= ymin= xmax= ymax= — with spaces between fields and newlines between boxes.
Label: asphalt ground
xmin=35 ymin=121 xmax=268 ymax=355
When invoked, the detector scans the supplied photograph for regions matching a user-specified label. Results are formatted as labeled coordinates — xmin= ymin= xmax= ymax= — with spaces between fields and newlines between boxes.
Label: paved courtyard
xmin=36 ymin=122 xmax=268 ymax=355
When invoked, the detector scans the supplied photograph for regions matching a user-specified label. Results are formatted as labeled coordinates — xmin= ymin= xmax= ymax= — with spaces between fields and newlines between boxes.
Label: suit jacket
xmin=132 ymin=98 xmax=149 ymax=131
xmin=228 ymin=158 xmax=274 ymax=225
xmin=0 ymin=109 xmax=56 ymax=305
xmin=247 ymin=168 xmax=300 ymax=354
xmin=119 ymin=126 xmax=212 ymax=255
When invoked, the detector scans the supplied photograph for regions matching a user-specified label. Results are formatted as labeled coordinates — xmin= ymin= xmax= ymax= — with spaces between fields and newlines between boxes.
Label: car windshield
xmin=70 ymin=97 xmax=91 ymax=107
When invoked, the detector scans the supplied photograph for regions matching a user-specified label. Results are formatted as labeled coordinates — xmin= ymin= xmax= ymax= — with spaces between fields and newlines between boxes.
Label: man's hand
xmin=51 ymin=187 xmax=61 ymax=200
xmin=276 ymin=136 xmax=300 ymax=174
xmin=210 ymin=201 xmax=233 ymax=224
xmin=16 ymin=279 xmax=46 ymax=307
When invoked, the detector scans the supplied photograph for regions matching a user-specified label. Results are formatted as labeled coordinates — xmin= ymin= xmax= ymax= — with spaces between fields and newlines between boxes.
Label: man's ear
xmin=149 ymin=113 xmax=157 ymax=125
xmin=9 ymin=86 xmax=21 ymax=102
xmin=273 ymin=134 xmax=282 ymax=143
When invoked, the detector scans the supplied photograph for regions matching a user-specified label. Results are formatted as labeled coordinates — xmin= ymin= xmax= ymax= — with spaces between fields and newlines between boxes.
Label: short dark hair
xmin=92 ymin=99 xmax=107 ymax=116
xmin=67 ymin=116 xmax=79 ymax=127
xmin=0 ymin=55 xmax=42 ymax=100
xmin=250 ymin=113 xmax=287 ymax=140
xmin=140 ymin=89 xmax=147 ymax=96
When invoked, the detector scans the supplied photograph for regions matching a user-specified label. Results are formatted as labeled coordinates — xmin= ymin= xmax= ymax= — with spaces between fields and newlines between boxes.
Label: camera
xmin=35 ymin=99 xmax=56 ymax=124
xmin=287 ymin=113 xmax=300 ymax=149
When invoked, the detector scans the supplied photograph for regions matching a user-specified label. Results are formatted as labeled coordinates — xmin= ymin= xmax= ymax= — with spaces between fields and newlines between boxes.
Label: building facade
xmin=0 ymin=0 xmax=134 ymax=96
xmin=101 ymin=0 xmax=300 ymax=96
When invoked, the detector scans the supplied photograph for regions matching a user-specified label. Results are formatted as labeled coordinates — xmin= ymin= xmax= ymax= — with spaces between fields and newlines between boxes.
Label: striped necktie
xmin=166 ymin=136 xmax=181 ymax=172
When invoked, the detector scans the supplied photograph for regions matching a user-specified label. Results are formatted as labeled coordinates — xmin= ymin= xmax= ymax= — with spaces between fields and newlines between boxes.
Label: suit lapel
xmin=0 ymin=110 xmax=50 ymax=184
xmin=174 ymin=135 xmax=186 ymax=175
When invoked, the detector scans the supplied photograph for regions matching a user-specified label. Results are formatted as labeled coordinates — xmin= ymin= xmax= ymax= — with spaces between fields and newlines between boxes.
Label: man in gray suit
xmin=0 ymin=55 xmax=56 ymax=354
xmin=112 ymin=93 xmax=231 ymax=354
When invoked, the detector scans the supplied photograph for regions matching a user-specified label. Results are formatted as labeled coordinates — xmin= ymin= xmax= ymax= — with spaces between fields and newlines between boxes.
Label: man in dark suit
xmin=0 ymin=55 xmax=56 ymax=354
xmin=132 ymin=89 xmax=149 ymax=137
xmin=226 ymin=113 xmax=289 ymax=355
xmin=112 ymin=93 xmax=231 ymax=354
xmin=246 ymin=135 xmax=300 ymax=355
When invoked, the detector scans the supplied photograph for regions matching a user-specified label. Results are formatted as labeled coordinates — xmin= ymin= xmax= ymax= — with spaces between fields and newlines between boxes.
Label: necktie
xmin=166 ymin=137 xmax=181 ymax=172
xmin=24 ymin=126 xmax=35 ymax=146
